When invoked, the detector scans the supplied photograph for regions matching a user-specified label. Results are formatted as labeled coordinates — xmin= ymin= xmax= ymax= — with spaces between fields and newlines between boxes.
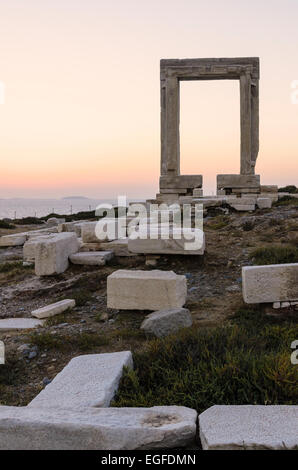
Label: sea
xmin=0 ymin=198 xmax=124 ymax=220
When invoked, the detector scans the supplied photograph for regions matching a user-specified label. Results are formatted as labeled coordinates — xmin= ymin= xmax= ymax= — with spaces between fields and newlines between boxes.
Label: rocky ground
xmin=0 ymin=201 xmax=297 ymax=407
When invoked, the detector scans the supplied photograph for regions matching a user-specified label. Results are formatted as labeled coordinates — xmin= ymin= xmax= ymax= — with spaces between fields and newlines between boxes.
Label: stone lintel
xmin=160 ymin=175 xmax=202 ymax=190
xmin=159 ymin=188 xmax=188 ymax=194
xmin=161 ymin=57 xmax=259 ymax=80
xmin=217 ymin=174 xmax=260 ymax=189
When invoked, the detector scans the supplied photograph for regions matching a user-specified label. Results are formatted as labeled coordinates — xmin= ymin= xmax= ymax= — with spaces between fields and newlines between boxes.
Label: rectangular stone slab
xmin=29 ymin=352 xmax=133 ymax=409
xmin=107 ymin=269 xmax=187 ymax=310
xmin=242 ymin=263 xmax=298 ymax=303
xmin=0 ymin=405 xmax=197 ymax=450
xmin=81 ymin=220 xmax=126 ymax=243
xmin=69 ymin=251 xmax=113 ymax=265
xmin=160 ymin=175 xmax=202 ymax=189
xmin=31 ymin=299 xmax=76 ymax=319
xmin=217 ymin=174 xmax=260 ymax=189
xmin=0 ymin=318 xmax=44 ymax=331
xmin=100 ymin=239 xmax=136 ymax=257
xmin=128 ymin=228 xmax=205 ymax=255
xmin=0 ymin=233 xmax=27 ymax=247
xmin=199 ymin=405 xmax=298 ymax=450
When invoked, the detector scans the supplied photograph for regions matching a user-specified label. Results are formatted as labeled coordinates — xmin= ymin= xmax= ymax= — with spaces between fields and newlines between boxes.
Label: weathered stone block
xmin=78 ymin=240 xmax=102 ymax=252
xmin=0 ymin=233 xmax=27 ymax=247
xmin=23 ymin=235 xmax=52 ymax=262
xmin=100 ymin=239 xmax=136 ymax=257
xmin=256 ymin=197 xmax=272 ymax=209
xmin=81 ymin=222 xmax=100 ymax=243
xmin=230 ymin=204 xmax=255 ymax=212
xmin=128 ymin=228 xmax=205 ymax=255
xmin=160 ymin=175 xmax=202 ymax=189
xmin=159 ymin=188 xmax=187 ymax=194
xmin=217 ymin=174 xmax=260 ymax=189
xmin=69 ymin=251 xmax=114 ymax=265
xmin=199 ymin=405 xmax=298 ymax=450
xmin=242 ymin=264 xmax=298 ymax=303
xmin=31 ymin=299 xmax=75 ymax=319
xmin=156 ymin=193 xmax=180 ymax=204
xmin=29 ymin=352 xmax=133 ymax=409
xmin=58 ymin=222 xmax=84 ymax=237
xmin=0 ymin=405 xmax=197 ymax=450
xmin=0 ymin=318 xmax=44 ymax=331
xmin=47 ymin=217 xmax=65 ymax=227
xmin=260 ymin=192 xmax=278 ymax=202
xmin=107 ymin=270 xmax=187 ymax=310
xmin=193 ymin=188 xmax=203 ymax=197
xmin=260 ymin=185 xmax=278 ymax=193
xmin=81 ymin=220 xmax=125 ymax=243
xmin=35 ymin=233 xmax=79 ymax=276
xmin=141 ymin=308 xmax=192 ymax=337
xmin=228 ymin=197 xmax=256 ymax=205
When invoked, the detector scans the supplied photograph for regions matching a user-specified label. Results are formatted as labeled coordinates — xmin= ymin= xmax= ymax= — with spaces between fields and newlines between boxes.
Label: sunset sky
xmin=0 ymin=0 xmax=297 ymax=198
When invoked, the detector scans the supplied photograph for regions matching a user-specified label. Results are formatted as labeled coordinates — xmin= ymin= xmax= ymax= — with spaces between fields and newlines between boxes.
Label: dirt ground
xmin=0 ymin=202 xmax=297 ymax=406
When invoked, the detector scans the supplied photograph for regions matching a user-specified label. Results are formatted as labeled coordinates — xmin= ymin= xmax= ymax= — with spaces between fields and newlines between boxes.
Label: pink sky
xmin=0 ymin=0 xmax=297 ymax=198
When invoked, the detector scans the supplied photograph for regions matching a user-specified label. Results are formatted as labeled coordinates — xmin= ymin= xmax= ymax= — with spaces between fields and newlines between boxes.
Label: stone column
xmin=164 ymin=77 xmax=180 ymax=175
xmin=251 ymin=79 xmax=259 ymax=170
xmin=240 ymin=72 xmax=252 ymax=174
xmin=160 ymin=78 xmax=167 ymax=175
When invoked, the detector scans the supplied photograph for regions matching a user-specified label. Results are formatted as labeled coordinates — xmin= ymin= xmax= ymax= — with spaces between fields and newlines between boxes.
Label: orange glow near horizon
xmin=0 ymin=0 xmax=297 ymax=199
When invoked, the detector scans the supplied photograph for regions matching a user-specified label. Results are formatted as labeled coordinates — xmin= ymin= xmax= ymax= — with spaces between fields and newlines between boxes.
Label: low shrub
xmin=250 ymin=245 xmax=298 ymax=265
xmin=278 ymin=185 xmax=298 ymax=194
xmin=112 ymin=307 xmax=298 ymax=413
xmin=274 ymin=196 xmax=298 ymax=207
xmin=0 ymin=220 xmax=15 ymax=229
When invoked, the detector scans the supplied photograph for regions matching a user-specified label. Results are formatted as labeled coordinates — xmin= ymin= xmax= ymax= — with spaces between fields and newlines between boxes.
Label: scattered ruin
xmin=0 ymin=57 xmax=297 ymax=450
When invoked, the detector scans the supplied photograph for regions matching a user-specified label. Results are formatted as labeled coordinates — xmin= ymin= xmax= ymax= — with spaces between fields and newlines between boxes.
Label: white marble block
xmin=0 ymin=233 xmax=27 ymax=247
xmin=256 ymin=197 xmax=272 ymax=209
xmin=199 ymin=405 xmax=298 ymax=450
xmin=23 ymin=235 xmax=52 ymax=262
xmin=128 ymin=228 xmax=205 ymax=255
xmin=0 ymin=405 xmax=197 ymax=450
xmin=107 ymin=270 xmax=187 ymax=310
xmin=69 ymin=251 xmax=114 ymax=265
xmin=35 ymin=233 xmax=79 ymax=276
xmin=29 ymin=352 xmax=133 ymax=409
xmin=0 ymin=318 xmax=44 ymax=331
xmin=242 ymin=263 xmax=298 ymax=303
xmin=31 ymin=299 xmax=75 ymax=319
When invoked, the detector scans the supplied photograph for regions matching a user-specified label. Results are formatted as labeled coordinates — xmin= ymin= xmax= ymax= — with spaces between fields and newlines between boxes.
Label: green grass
xmin=0 ymin=261 xmax=32 ymax=274
xmin=206 ymin=216 xmax=229 ymax=230
xmin=250 ymin=245 xmax=298 ymax=265
xmin=29 ymin=331 xmax=109 ymax=352
xmin=59 ymin=289 xmax=93 ymax=307
xmin=0 ymin=358 xmax=24 ymax=405
xmin=44 ymin=310 xmax=77 ymax=327
xmin=112 ymin=306 xmax=298 ymax=413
